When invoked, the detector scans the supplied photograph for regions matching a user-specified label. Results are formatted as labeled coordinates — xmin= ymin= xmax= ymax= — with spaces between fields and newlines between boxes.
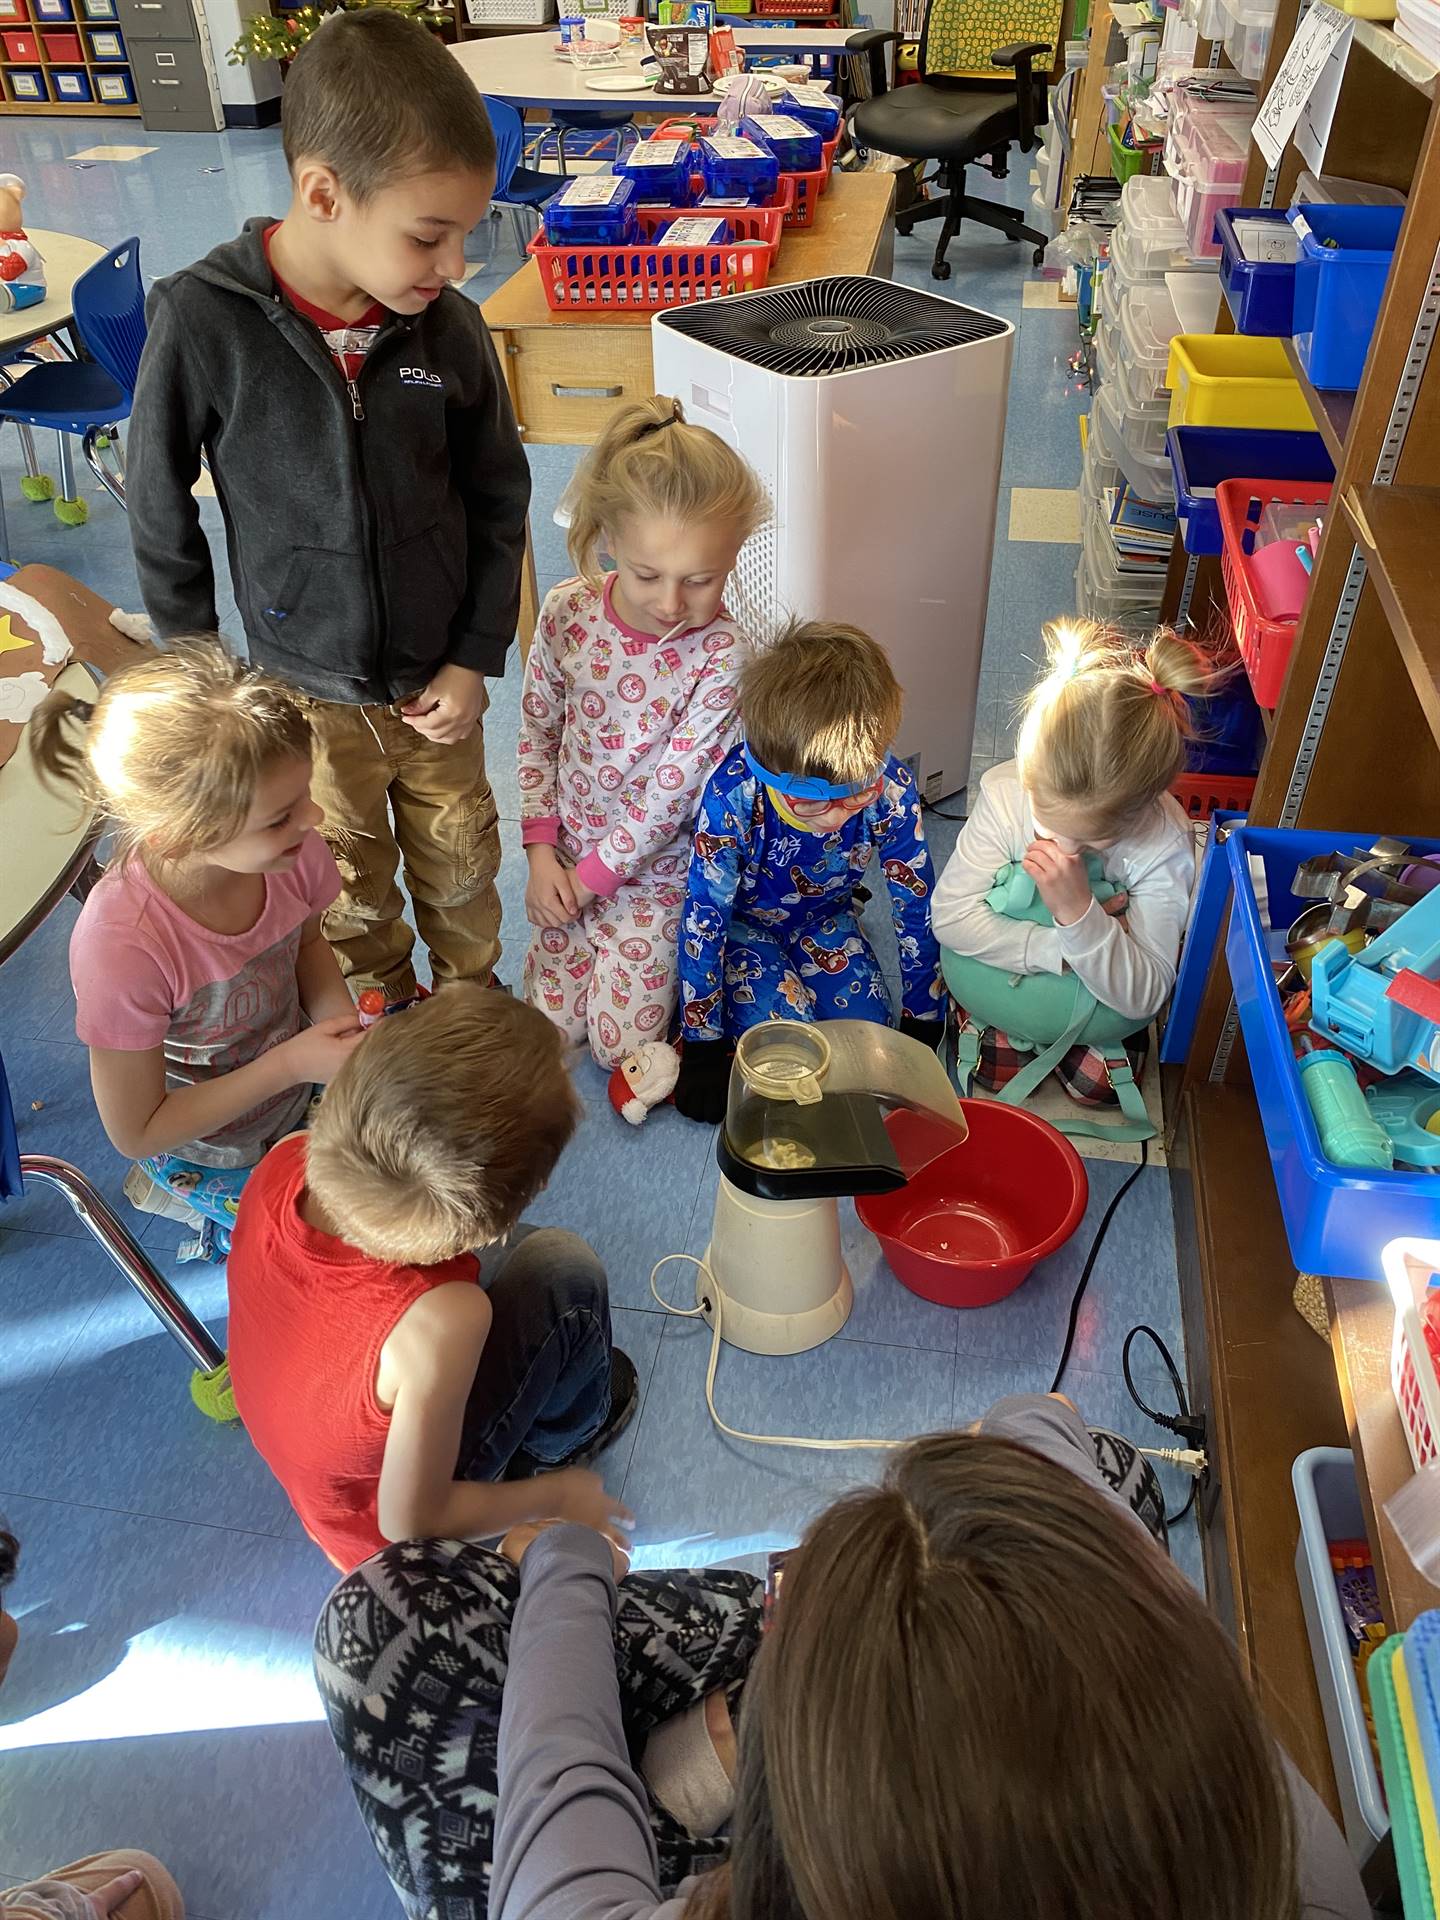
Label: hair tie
xmin=1148 ymin=679 xmax=1167 ymax=697
xmin=71 ymin=698 xmax=95 ymax=721
xmin=637 ymin=404 xmax=682 ymax=441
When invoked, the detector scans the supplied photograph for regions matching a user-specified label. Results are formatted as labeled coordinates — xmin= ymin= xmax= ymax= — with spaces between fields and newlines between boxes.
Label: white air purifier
xmin=652 ymin=276 xmax=1014 ymax=803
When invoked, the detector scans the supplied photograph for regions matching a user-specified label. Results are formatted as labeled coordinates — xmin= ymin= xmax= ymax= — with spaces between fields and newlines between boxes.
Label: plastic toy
xmin=355 ymin=985 xmax=430 ymax=1028
xmin=1310 ymin=882 xmax=1440 ymax=1083
xmin=608 ymin=1041 xmax=681 ymax=1125
xmin=1365 ymin=1072 xmax=1440 ymax=1169
xmin=1297 ymin=1047 xmax=1393 ymax=1170
xmin=0 ymin=174 xmax=45 ymax=314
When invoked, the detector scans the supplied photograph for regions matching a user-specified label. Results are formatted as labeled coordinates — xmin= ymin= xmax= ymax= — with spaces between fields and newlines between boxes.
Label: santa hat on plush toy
xmin=608 ymin=1041 xmax=681 ymax=1125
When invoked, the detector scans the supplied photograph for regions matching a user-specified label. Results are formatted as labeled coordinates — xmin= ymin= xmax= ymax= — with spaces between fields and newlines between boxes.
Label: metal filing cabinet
xmin=119 ymin=0 xmax=221 ymax=130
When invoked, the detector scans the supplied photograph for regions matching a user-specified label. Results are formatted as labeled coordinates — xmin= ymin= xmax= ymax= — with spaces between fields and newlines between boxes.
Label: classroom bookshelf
xmin=0 ymin=0 xmax=140 ymax=115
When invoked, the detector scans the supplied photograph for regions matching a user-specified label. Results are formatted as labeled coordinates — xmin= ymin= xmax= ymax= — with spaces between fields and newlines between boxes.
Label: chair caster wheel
xmin=931 ymin=260 xmax=952 ymax=280
xmin=1032 ymin=246 xmax=1046 ymax=267
xmin=896 ymin=218 xmax=914 ymax=237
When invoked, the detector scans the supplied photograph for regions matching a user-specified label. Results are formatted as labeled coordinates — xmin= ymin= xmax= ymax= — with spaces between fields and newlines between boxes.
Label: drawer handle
xmin=550 ymin=383 xmax=622 ymax=399
xmin=155 ymin=74 xmax=178 ymax=81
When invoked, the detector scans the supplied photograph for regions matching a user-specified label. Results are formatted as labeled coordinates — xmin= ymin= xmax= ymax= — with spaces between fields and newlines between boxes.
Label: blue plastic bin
xmin=1167 ymin=425 xmax=1335 ymax=555
xmin=1288 ymin=203 xmax=1405 ymax=392
xmin=616 ymin=135 xmax=694 ymax=205
xmin=1217 ymin=207 xmax=1298 ymax=335
xmin=1224 ymin=822 xmax=1440 ymax=1278
xmin=1292 ymin=1448 xmax=1389 ymax=1857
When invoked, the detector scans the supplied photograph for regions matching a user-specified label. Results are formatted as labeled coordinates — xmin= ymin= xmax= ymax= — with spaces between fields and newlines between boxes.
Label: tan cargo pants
xmin=303 ymin=693 xmax=502 ymax=997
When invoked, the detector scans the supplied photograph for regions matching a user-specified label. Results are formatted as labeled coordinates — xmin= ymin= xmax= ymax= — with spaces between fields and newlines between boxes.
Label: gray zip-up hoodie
xmin=127 ymin=217 xmax=532 ymax=706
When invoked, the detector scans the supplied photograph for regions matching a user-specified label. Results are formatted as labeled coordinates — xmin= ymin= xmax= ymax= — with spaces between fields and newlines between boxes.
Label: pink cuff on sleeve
xmin=577 ymin=849 xmax=623 ymax=897
xmin=521 ymin=818 xmax=561 ymax=847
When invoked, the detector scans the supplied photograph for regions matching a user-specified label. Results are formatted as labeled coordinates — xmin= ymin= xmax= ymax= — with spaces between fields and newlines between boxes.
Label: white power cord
xmin=1138 ymin=1445 xmax=1209 ymax=1476
xmin=650 ymin=1253 xmax=908 ymax=1453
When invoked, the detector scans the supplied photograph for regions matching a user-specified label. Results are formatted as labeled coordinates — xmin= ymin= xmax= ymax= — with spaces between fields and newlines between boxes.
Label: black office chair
xmin=847 ymin=0 xmax=1063 ymax=281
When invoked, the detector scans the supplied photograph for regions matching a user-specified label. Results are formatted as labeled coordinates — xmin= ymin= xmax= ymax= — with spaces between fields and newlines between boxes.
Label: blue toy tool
xmin=1310 ymin=883 xmax=1440 ymax=1082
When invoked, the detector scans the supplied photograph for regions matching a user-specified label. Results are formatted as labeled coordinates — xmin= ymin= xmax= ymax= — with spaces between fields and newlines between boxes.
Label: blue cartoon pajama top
xmin=678 ymin=749 xmax=944 ymax=1042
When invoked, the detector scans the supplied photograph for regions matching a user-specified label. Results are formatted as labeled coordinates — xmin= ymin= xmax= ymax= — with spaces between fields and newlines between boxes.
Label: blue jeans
xmin=459 ymin=1226 xmax=615 ymax=1478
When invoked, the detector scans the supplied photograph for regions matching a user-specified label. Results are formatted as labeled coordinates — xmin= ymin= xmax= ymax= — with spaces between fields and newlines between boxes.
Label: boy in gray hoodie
xmin=128 ymin=8 xmax=531 ymax=1000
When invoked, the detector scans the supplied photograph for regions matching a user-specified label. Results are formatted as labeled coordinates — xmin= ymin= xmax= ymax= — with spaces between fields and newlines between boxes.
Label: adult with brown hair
xmin=314 ymin=1393 xmax=1365 ymax=1920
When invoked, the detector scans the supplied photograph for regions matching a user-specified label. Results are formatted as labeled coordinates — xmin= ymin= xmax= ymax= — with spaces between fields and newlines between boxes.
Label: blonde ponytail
xmin=565 ymin=394 xmax=767 ymax=589
xmin=34 ymin=636 xmax=312 ymax=868
xmin=1015 ymin=619 xmax=1210 ymax=836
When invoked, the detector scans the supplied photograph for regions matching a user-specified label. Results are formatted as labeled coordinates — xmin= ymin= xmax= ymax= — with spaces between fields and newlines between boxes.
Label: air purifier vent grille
xmin=655 ymin=275 xmax=1006 ymax=377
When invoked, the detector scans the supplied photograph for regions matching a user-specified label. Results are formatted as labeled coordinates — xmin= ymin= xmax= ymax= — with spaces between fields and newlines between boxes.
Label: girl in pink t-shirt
xmin=517 ymin=395 xmax=767 ymax=1067
xmin=33 ymin=638 xmax=364 ymax=1261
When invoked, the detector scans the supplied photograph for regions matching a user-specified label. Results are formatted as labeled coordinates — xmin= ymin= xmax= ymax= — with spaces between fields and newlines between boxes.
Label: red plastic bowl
xmin=857 ymin=1100 xmax=1089 ymax=1308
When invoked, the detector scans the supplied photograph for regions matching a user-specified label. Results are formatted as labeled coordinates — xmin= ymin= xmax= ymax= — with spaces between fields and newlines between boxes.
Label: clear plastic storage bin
xmin=1165 ymin=92 xmax=1256 ymax=258
xmin=1118 ymin=276 xmax=1186 ymax=405
xmin=1110 ymin=346 xmax=1172 ymax=458
xmin=1077 ymin=509 xmax=1167 ymax=626
xmin=1292 ymin=1447 xmax=1390 ymax=1857
xmin=1219 ymin=0 xmax=1277 ymax=80
xmin=1094 ymin=378 xmax=1178 ymax=502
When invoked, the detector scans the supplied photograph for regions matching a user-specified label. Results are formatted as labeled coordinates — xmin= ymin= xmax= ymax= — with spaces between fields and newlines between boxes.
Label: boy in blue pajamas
xmin=674 ymin=620 xmax=945 ymax=1123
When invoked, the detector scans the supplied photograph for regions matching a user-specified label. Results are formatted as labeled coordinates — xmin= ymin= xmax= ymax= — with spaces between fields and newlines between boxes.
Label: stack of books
xmin=1104 ymin=483 xmax=1177 ymax=574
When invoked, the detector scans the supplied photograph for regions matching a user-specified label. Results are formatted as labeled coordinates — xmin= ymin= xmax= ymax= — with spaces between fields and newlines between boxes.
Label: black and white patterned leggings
xmin=313 ymin=1433 xmax=1164 ymax=1920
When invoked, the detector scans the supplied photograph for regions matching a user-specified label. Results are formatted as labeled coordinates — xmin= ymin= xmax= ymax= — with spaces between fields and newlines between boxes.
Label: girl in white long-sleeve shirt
xmin=931 ymin=621 xmax=1202 ymax=1102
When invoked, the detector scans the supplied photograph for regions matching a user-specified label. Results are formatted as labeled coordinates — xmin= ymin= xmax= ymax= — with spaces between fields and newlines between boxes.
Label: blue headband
xmin=744 ymin=744 xmax=882 ymax=802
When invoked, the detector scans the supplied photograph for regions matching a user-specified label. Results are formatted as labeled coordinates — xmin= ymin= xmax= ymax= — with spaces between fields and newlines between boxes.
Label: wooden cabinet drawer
xmin=500 ymin=326 xmax=655 ymax=446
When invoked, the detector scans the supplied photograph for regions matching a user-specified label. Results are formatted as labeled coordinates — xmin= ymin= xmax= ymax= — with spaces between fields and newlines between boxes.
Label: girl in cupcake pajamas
xmin=518 ymin=577 xmax=747 ymax=1064
xmin=517 ymin=397 xmax=766 ymax=1069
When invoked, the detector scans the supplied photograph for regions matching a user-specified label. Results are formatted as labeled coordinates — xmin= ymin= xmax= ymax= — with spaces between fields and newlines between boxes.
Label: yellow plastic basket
xmin=1165 ymin=333 xmax=1313 ymax=431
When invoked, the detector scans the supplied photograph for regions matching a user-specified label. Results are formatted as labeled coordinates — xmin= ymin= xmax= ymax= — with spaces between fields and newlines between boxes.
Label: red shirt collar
xmin=262 ymin=221 xmax=384 ymax=333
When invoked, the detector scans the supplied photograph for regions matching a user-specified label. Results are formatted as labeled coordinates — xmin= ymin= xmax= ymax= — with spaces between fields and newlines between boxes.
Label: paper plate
xmin=584 ymin=67 xmax=656 ymax=88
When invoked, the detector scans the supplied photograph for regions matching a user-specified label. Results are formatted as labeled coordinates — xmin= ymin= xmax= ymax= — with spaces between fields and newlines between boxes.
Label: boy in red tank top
xmin=227 ymin=986 xmax=637 ymax=1571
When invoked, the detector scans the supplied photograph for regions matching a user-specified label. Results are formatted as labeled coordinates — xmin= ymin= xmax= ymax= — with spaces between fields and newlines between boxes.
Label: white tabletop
xmin=0 ymin=660 xmax=100 ymax=964
xmin=452 ymin=27 xmax=856 ymax=111
xmin=0 ymin=229 xmax=107 ymax=353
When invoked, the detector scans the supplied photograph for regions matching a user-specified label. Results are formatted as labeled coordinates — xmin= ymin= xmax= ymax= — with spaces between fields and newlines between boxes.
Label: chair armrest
xmin=991 ymin=40 xmax=1050 ymax=147
xmin=847 ymin=26 xmax=900 ymax=97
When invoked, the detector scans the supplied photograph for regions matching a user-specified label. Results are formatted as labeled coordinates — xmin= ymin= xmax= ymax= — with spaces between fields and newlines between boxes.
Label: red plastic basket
xmin=529 ymin=201 xmax=786 ymax=312
xmin=1217 ymin=476 xmax=1332 ymax=709
xmin=1169 ymin=770 xmax=1257 ymax=820
xmin=756 ymin=0 xmax=833 ymax=12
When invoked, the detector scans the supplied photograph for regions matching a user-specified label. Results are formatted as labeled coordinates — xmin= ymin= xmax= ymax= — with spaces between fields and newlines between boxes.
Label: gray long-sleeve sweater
xmin=490 ymin=1395 xmax=1371 ymax=1920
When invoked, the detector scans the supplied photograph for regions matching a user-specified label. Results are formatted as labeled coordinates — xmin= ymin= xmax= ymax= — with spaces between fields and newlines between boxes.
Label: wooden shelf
xmin=0 ymin=93 xmax=136 ymax=109
xmin=1327 ymin=1275 xmax=1440 ymax=1634
xmin=1176 ymin=1082 xmax=1350 ymax=1822
xmin=1341 ymin=481 xmax=1440 ymax=751
xmin=1351 ymin=15 xmax=1439 ymax=99
xmin=1283 ymin=336 xmax=1355 ymax=466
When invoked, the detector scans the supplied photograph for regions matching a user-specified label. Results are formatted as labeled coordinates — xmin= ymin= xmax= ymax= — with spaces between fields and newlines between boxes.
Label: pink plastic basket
xmin=1386 ymin=1240 xmax=1440 ymax=1472
xmin=529 ymin=200 xmax=786 ymax=312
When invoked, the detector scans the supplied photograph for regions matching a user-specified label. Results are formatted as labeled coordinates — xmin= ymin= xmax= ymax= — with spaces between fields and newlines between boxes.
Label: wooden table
xmin=452 ymin=27 xmax=861 ymax=113
xmin=0 ymin=229 xmax=106 ymax=359
xmin=0 ymin=661 xmax=99 ymax=967
xmin=482 ymin=168 xmax=896 ymax=639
